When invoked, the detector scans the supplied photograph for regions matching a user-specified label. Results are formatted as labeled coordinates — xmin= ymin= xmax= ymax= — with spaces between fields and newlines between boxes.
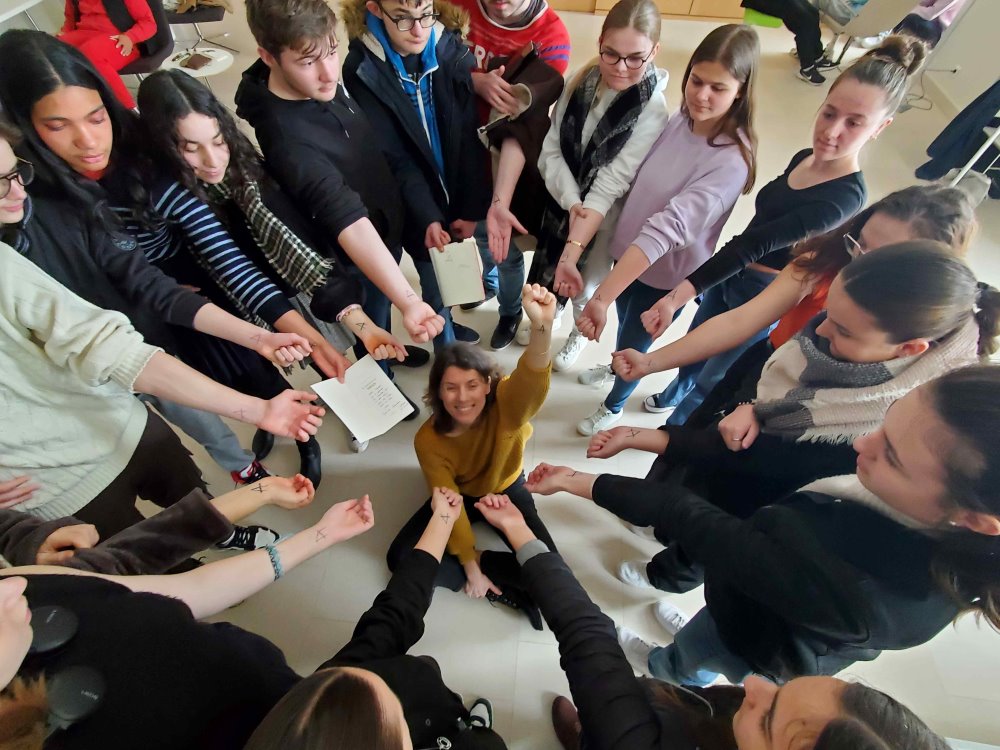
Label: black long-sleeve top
xmin=686 ymin=149 xmax=866 ymax=294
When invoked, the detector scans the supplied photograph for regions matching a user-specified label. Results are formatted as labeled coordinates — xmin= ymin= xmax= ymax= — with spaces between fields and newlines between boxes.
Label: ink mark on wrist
xmin=315 ymin=528 xmax=328 ymax=543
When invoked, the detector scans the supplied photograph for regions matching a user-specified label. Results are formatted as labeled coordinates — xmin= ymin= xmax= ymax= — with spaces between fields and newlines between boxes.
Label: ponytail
xmin=832 ymin=33 xmax=927 ymax=115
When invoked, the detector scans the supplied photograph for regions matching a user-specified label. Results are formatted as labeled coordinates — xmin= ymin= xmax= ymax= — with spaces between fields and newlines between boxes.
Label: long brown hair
xmin=244 ymin=668 xmax=407 ymax=750
xmin=831 ymin=34 xmax=927 ymax=116
xmin=600 ymin=0 xmax=661 ymax=44
xmin=791 ymin=183 xmax=977 ymax=282
xmin=679 ymin=24 xmax=759 ymax=194
xmin=424 ymin=343 xmax=502 ymax=434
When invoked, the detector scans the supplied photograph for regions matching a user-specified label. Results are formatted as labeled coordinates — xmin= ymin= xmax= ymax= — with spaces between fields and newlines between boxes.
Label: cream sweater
xmin=0 ymin=241 xmax=159 ymax=520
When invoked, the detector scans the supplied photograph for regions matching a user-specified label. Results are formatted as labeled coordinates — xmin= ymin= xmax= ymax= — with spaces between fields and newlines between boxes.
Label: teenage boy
xmin=236 ymin=0 xmax=444 ymax=446
xmin=341 ymin=0 xmax=492 ymax=350
xmin=452 ymin=0 xmax=570 ymax=349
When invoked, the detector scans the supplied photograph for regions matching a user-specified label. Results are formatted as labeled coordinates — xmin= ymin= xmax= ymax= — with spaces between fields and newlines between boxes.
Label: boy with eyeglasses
xmin=236 ymin=0 xmax=446 ymax=448
xmin=341 ymin=0 xmax=492 ymax=350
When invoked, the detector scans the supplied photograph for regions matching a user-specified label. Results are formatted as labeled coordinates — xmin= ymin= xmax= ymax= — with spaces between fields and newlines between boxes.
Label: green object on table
xmin=744 ymin=8 xmax=783 ymax=27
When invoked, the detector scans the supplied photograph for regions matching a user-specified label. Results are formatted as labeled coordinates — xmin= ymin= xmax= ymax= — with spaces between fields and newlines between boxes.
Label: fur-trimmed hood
xmin=341 ymin=0 xmax=469 ymax=42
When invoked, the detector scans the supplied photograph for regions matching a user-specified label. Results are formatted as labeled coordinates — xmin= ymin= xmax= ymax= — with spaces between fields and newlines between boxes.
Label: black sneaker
xmin=490 ymin=311 xmax=523 ymax=351
xmin=814 ymin=55 xmax=839 ymax=70
xmin=400 ymin=387 xmax=421 ymax=421
xmin=460 ymin=291 xmax=496 ymax=311
xmin=453 ymin=322 xmax=481 ymax=345
xmin=798 ymin=65 xmax=826 ymax=85
xmin=251 ymin=429 xmax=275 ymax=460
xmin=468 ymin=697 xmax=494 ymax=729
xmin=390 ymin=345 xmax=430 ymax=368
xmin=216 ymin=524 xmax=279 ymax=551
xmin=486 ymin=587 xmax=543 ymax=631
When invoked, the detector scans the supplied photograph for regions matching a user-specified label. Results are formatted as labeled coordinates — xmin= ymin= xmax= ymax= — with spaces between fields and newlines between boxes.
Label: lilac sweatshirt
xmin=609 ymin=113 xmax=749 ymax=291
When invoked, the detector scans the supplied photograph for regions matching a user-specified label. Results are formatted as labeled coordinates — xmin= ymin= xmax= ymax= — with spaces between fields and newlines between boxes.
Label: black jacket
xmin=521 ymin=550 xmax=703 ymax=749
xmin=319 ymin=549 xmax=476 ymax=749
xmin=5 ymin=196 xmax=207 ymax=351
xmin=235 ymin=60 xmax=405 ymax=262
xmin=593 ymin=476 xmax=961 ymax=681
xmin=341 ymin=5 xmax=491 ymax=262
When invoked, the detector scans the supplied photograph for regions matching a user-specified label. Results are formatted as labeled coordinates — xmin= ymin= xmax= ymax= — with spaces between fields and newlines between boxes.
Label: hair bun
xmin=866 ymin=33 xmax=928 ymax=77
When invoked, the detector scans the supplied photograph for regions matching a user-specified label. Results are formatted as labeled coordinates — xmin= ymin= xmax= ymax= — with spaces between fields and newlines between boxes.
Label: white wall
xmin=925 ymin=0 xmax=998 ymax=115
xmin=0 ymin=0 xmax=64 ymax=34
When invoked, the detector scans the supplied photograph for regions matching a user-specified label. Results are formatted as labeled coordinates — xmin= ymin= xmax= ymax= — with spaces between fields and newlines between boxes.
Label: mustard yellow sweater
xmin=414 ymin=353 xmax=551 ymax=564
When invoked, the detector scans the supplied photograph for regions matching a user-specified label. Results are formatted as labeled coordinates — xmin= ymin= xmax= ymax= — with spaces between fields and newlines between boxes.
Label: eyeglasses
xmin=0 ymin=159 xmax=33 ymax=200
xmin=598 ymin=47 xmax=654 ymax=70
xmin=377 ymin=1 xmax=440 ymax=31
xmin=843 ymin=232 xmax=866 ymax=258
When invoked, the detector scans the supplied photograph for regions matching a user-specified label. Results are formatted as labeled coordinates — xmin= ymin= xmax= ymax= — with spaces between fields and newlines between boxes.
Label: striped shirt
xmin=109 ymin=180 xmax=290 ymax=323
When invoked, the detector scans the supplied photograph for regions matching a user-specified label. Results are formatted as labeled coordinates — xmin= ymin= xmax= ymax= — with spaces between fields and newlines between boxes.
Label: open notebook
xmin=430 ymin=238 xmax=486 ymax=308
xmin=311 ymin=356 xmax=412 ymax=443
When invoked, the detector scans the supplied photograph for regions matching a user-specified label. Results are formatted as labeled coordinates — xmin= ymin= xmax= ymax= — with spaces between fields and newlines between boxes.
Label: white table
xmin=160 ymin=46 xmax=233 ymax=88
xmin=0 ymin=0 xmax=45 ymax=26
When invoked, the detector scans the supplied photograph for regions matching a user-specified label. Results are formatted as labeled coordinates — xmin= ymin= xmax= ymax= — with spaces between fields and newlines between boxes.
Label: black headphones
xmin=26 ymin=605 xmax=106 ymax=737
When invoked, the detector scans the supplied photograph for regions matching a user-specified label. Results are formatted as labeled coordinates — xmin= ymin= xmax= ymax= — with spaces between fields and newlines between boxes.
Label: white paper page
xmin=310 ymin=355 xmax=413 ymax=442
xmin=430 ymin=238 xmax=486 ymax=308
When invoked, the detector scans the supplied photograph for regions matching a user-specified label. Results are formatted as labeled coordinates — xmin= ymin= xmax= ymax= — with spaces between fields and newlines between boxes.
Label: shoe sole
xmin=643 ymin=401 xmax=672 ymax=414
xmin=797 ymin=72 xmax=824 ymax=86
xmin=491 ymin=339 xmax=513 ymax=351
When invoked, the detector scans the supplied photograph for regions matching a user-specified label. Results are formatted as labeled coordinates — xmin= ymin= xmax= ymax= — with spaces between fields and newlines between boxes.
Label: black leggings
xmin=743 ymin=0 xmax=823 ymax=65
xmin=387 ymin=476 xmax=557 ymax=592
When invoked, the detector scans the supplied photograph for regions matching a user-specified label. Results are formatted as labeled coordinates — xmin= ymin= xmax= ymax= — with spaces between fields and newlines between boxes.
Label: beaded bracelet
xmin=264 ymin=544 xmax=284 ymax=581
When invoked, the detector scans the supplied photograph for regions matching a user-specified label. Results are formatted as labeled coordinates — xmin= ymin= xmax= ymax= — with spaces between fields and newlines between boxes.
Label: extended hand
xmin=474 ymin=493 xmax=527 ymax=532
xmin=259 ymin=390 xmax=324 ymax=441
xmin=554 ymin=256 xmax=584 ymax=300
xmin=358 ymin=324 xmax=407 ymax=362
xmin=463 ymin=559 xmax=502 ymax=599
xmin=310 ymin=339 xmax=350 ymax=383
xmin=401 ymin=301 xmax=445 ymax=344
xmin=0 ymin=476 xmax=39 ymax=509
xmin=259 ymin=474 xmax=315 ymax=509
xmin=431 ymin=486 xmax=462 ymax=518
xmin=472 ymin=67 xmax=519 ymax=116
xmin=524 ymin=463 xmax=575 ymax=495
xmin=718 ymin=404 xmax=760 ymax=452
xmin=586 ymin=427 xmax=631 ymax=459
xmin=578 ymin=298 xmax=608 ymax=342
xmin=112 ymin=33 xmax=133 ymax=56
xmin=316 ymin=494 xmax=375 ymax=545
xmin=253 ymin=331 xmax=312 ymax=369
xmin=641 ymin=296 xmax=679 ymax=339
xmin=521 ymin=283 xmax=557 ymax=328
xmin=35 ymin=524 xmax=99 ymax=565
xmin=486 ymin=201 xmax=527 ymax=263
xmin=611 ymin=349 xmax=652 ymax=382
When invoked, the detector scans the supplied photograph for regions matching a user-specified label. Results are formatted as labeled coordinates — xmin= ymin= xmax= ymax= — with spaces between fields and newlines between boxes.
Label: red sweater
xmin=452 ymin=0 xmax=571 ymax=75
xmin=60 ymin=0 xmax=156 ymax=43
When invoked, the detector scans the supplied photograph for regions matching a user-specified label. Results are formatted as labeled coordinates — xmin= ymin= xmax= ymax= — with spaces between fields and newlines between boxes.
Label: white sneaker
xmin=577 ymin=404 xmax=622 ymax=436
xmin=516 ymin=308 xmax=563 ymax=345
xmin=617 ymin=626 xmax=657 ymax=676
xmin=577 ymin=364 xmax=613 ymax=387
xmin=653 ymin=600 xmax=690 ymax=636
xmin=553 ymin=329 xmax=587 ymax=371
xmin=617 ymin=560 xmax=655 ymax=590
xmin=350 ymin=435 xmax=369 ymax=453
xmin=623 ymin=521 xmax=657 ymax=542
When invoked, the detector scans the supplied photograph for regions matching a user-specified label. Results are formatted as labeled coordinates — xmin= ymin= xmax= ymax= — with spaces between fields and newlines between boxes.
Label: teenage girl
xmin=642 ymin=36 xmax=926 ymax=426
xmin=527 ymin=361 xmax=1000 ymax=687
xmin=0 ymin=31 xmax=344 ymax=486
xmin=572 ymin=23 xmax=760 ymax=437
xmin=531 ymin=0 xmax=669 ymax=372
xmin=608 ymin=183 xmax=976 ymax=439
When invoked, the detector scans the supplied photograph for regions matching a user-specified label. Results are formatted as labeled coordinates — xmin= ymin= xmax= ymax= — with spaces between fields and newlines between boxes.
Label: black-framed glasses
xmin=0 ymin=159 xmax=33 ymax=200
xmin=843 ymin=232 xmax=865 ymax=258
xmin=377 ymin=1 xmax=440 ymax=31
xmin=598 ymin=47 xmax=654 ymax=70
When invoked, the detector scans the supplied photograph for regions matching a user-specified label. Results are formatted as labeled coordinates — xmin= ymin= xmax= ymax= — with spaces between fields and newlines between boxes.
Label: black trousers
xmin=74 ymin=408 xmax=207 ymax=538
xmin=743 ymin=0 xmax=823 ymax=65
xmin=387 ymin=475 xmax=557 ymax=592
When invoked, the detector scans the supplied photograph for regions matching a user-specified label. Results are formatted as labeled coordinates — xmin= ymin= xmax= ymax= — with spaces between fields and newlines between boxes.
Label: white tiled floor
xmin=136 ymin=8 xmax=1000 ymax=748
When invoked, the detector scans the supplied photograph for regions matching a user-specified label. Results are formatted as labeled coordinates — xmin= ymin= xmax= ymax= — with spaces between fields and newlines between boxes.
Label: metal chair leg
xmin=835 ymin=36 xmax=854 ymax=65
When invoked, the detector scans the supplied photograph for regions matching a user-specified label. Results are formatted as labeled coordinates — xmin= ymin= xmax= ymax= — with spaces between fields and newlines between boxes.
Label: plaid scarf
xmin=206 ymin=179 xmax=331 ymax=296
xmin=754 ymin=313 xmax=980 ymax=444
xmin=532 ymin=64 xmax=658 ymax=291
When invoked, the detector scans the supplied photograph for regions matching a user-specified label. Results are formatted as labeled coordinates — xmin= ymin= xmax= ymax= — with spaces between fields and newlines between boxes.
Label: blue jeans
xmin=414 ymin=259 xmax=455 ymax=352
xmin=350 ymin=268 xmax=395 ymax=380
xmin=141 ymin=395 xmax=253 ymax=472
xmin=475 ymin=221 xmax=524 ymax=318
xmin=604 ymin=279 xmax=673 ymax=414
xmin=647 ymin=608 xmax=753 ymax=687
xmin=658 ymin=269 xmax=778 ymax=425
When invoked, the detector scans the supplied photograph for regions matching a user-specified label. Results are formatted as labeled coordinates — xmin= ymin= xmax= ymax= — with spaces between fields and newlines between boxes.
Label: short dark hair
xmin=425 ymin=343 xmax=502 ymax=434
xmin=245 ymin=0 xmax=338 ymax=58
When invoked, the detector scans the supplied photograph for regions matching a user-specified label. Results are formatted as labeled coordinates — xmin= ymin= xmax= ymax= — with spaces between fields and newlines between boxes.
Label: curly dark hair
xmin=424 ymin=343 xmax=503 ymax=434
xmin=136 ymin=69 xmax=264 ymax=203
